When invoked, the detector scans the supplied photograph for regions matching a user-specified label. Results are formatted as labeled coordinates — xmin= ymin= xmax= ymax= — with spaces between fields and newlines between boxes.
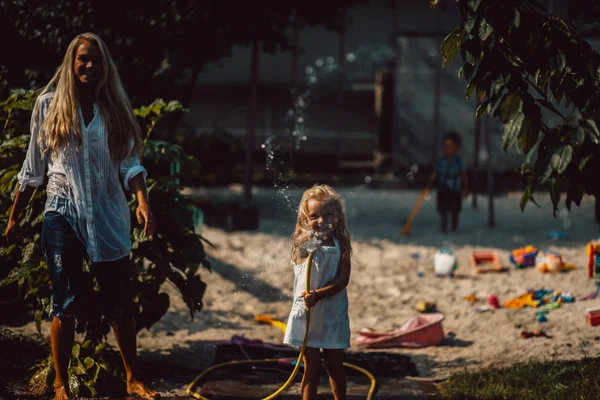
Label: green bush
xmin=0 ymin=91 xmax=211 ymax=396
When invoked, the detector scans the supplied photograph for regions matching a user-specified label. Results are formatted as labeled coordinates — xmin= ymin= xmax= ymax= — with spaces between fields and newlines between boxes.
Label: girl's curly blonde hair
xmin=291 ymin=184 xmax=352 ymax=262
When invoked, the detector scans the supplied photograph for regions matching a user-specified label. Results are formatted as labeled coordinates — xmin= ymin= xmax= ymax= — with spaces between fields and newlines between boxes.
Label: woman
xmin=4 ymin=33 xmax=156 ymax=400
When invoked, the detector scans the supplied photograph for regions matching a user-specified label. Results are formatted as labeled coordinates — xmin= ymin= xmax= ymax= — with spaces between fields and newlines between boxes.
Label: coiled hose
xmin=186 ymin=251 xmax=376 ymax=399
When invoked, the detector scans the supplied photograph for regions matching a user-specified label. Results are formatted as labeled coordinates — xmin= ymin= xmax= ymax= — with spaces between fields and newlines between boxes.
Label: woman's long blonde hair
xmin=291 ymin=184 xmax=352 ymax=262
xmin=34 ymin=32 xmax=142 ymax=162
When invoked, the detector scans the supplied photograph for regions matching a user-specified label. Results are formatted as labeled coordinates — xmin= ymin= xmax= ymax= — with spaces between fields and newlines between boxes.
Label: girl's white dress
xmin=283 ymin=238 xmax=351 ymax=349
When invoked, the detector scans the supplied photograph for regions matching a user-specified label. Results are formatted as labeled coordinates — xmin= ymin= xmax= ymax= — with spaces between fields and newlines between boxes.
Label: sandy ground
xmin=10 ymin=185 xmax=600 ymax=394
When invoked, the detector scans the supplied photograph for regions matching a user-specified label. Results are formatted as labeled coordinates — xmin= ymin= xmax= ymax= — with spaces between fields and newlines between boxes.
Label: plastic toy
xmin=586 ymin=308 xmax=600 ymax=326
xmin=509 ymin=245 xmax=538 ymax=268
xmin=587 ymin=240 xmax=600 ymax=279
xmin=535 ymin=250 xmax=564 ymax=273
xmin=470 ymin=251 xmax=503 ymax=274
xmin=401 ymin=187 xmax=430 ymax=236
xmin=487 ymin=293 xmax=500 ymax=309
xmin=434 ymin=247 xmax=457 ymax=277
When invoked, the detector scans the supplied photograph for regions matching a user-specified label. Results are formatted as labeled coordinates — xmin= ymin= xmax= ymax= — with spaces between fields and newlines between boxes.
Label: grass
xmin=436 ymin=357 xmax=600 ymax=400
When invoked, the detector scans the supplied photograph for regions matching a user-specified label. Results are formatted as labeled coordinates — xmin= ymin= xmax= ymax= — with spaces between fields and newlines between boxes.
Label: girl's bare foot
xmin=54 ymin=384 xmax=70 ymax=400
xmin=127 ymin=378 xmax=157 ymax=399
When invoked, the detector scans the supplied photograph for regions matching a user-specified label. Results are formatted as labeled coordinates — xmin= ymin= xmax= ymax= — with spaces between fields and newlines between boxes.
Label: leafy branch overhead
xmin=437 ymin=0 xmax=600 ymax=214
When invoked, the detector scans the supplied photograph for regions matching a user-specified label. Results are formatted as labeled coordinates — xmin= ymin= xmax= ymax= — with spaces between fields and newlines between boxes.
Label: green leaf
xmin=83 ymin=357 xmax=95 ymax=370
xmin=441 ymin=27 xmax=464 ymax=67
xmin=463 ymin=61 xmax=475 ymax=80
xmin=525 ymin=134 xmax=544 ymax=166
xmin=479 ymin=19 xmax=493 ymax=41
xmin=579 ymin=155 xmax=594 ymax=171
xmin=571 ymin=126 xmax=586 ymax=147
xmin=556 ymin=52 xmax=567 ymax=72
xmin=465 ymin=51 xmax=476 ymax=66
xmin=466 ymin=82 xmax=477 ymax=100
xmin=70 ymin=360 xmax=86 ymax=376
xmin=502 ymin=112 xmax=525 ymax=151
xmin=499 ymin=94 xmax=523 ymax=124
xmin=582 ymin=119 xmax=600 ymax=143
xmin=519 ymin=116 xmax=540 ymax=154
xmin=468 ymin=0 xmax=482 ymax=11
xmin=30 ymin=360 xmax=53 ymax=388
xmin=68 ymin=373 xmax=80 ymax=397
xmin=550 ymin=145 xmax=573 ymax=174
xmin=72 ymin=343 xmax=81 ymax=359
xmin=465 ymin=16 xmax=477 ymax=33
xmin=35 ymin=310 xmax=43 ymax=335
xmin=514 ymin=8 xmax=521 ymax=28
xmin=476 ymin=99 xmax=492 ymax=119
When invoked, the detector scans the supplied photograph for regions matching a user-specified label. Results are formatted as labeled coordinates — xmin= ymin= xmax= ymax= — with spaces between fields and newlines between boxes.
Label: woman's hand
xmin=302 ymin=290 xmax=320 ymax=308
xmin=3 ymin=218 xmax=21 ymax=245
xmin=136 ymin=201 xmax=156 ymax=237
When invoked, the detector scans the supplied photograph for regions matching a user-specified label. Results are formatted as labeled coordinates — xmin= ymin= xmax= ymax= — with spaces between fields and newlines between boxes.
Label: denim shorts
xmin=41 ymin=211 xmax=134 ymax=320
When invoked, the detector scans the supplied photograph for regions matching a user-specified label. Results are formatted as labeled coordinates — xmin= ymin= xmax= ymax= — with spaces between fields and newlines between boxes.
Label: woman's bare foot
xmin=54 ymin=384 xmax=70 ymax=400
xmin=127 ymin=378 xmax=157 ymax=399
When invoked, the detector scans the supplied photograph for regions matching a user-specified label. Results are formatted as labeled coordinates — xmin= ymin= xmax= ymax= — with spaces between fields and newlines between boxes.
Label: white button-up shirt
xmin=17 ymin=92 xmax=147 ymax=262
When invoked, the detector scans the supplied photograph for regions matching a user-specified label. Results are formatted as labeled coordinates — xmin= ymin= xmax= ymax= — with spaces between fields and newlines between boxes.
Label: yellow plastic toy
xmin=255 ymin=315 xmax=287 ymax=334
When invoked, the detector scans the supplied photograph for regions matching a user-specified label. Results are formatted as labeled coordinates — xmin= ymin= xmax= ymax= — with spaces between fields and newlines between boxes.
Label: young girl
xmin=3 ymin=33 xmax=156 ymax=400
xmin=284 ymin=185 xmax=352 ymax=400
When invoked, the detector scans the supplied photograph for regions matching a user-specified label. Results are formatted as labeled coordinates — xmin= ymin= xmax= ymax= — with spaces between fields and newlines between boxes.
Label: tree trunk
xmin=485 ymin=115 xmax=495 ymax=227
xmin=244 ymin=32 xmax=260 ymax=206
xmin=336 ymin=10 xmax=347 ymax=166
xmin=432 ymin=36 xmax=442 ymax=164
xmin=472 ymin=98 xmax=481 ymax=209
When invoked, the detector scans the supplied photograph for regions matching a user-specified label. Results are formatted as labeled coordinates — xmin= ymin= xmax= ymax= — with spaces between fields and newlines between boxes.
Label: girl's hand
xmin=136 ymin=201 xmax=156 ymax=237
xmin=302 ymin=291 xmax=319 ymax=308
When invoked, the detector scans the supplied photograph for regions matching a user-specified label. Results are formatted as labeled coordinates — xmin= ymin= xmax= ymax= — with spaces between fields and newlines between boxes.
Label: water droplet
xmin=326 ymin=56 xmax=335 ymax=64
xmin=308 ymin=76 xmax=317 ymax=84
xmin=315 ymin=59 xmax=324 ymax=67
xmin=562 ymin=218 xmax=572 ymax=230
xmin=297 ymin=117 xmax=304 ymax=123
xmin=346 ymin=53 xmax=356 ymax=63
xmin=365 ymin=176 xmax=372 ymax=184
xmin=559 ymin=208 xmax=569 ymax=219
xmin=305 ymin=66 xmax=315 ymax=75
xmin=302 ymin=136 xmax=307 ymax=141
xmin=425 ymin=194 xmax=432 ymax=201
xmin=479 ymin=150 xmax=489 ymax=162
xmin=406 ymin=172 xmax=415 ymax=181
xmin=261 ymin=143 xmax=266 ymax=149
xmin=410 ymin=164 xmax=419 ymax=174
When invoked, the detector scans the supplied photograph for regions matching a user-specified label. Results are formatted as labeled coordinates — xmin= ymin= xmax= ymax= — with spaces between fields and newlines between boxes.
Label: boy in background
xmin=429 ymin=131 xmax=469 ymax=233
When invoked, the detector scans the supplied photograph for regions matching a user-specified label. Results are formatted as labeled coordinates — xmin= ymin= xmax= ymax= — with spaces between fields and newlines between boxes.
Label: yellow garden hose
xmin=186 ymin=251 xmax=376 ymax=400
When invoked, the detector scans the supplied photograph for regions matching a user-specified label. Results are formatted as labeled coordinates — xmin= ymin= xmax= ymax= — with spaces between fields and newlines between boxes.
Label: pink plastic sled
xmin=355 ymin=314 xmax=445 ymax=348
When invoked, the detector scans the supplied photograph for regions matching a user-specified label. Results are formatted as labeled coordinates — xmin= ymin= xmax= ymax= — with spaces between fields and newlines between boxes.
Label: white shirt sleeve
xmin=17 ymin=96 xmax=50 ymax=191
xmin=119 ymin=139 xmax=147 ymax=191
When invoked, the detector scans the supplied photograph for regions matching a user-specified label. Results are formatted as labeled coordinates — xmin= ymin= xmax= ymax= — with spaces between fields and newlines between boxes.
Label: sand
xmin=9 ymin=186 xmax=600 ymax=394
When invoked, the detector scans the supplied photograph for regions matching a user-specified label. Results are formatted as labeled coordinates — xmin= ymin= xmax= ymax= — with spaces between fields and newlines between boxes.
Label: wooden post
xmin=485 ymin=115 xmax=495 ymax=227
xmin=472 ymin=98 xmax=481 ymax=209
xmin=336 ymin=9 xmax=347 ymax=166
xmin=432 ymin=36 xmax=442 ymax=164
xmin=244 ymin=29 xmax=260 ymax=206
